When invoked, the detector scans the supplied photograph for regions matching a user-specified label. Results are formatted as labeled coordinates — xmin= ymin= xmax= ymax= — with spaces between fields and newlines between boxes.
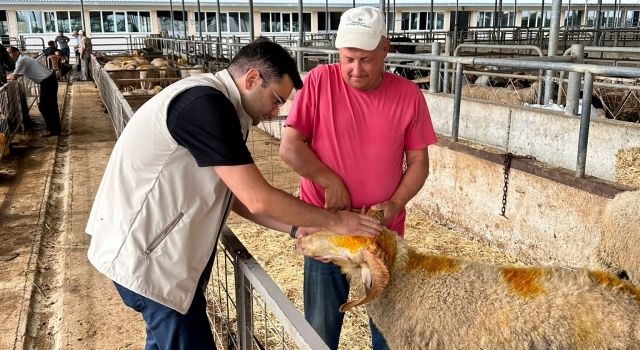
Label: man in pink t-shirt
xmin=280 ymin=7 xmax=437 ymax=350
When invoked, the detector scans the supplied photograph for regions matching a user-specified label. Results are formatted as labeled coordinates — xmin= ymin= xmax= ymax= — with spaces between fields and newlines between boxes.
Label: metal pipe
xmin=197 ymin=0 xmax=202 ymax=39
xmin=593 ymin=0 xmax=602 ymax=45
xmin=216 ymin=0 xmax=222 ymax=57
xmin=249 ymin=0 xmax=255 ymax=41
xmin=430 ymin=42 xmax=441 ymax=93
xmin=325 ymin=0 xmax=329 ymax=32
xmin=576 ymin=72 xmax=593 ymax=178
xmin=170 ymin=0 xmax=175 ymax=38
xmin=379 ymin=0 xmax=385 ymax=13
xmin=543 ymin=0 xmax=562 ymax=104
xmin=452 ymin=62 xmax=464 ymax=142
xmin=80 ymin=0 xmax=86 ymax=32
xmin=181 ymin=0 xmax=187 ymax=38
xmin=297 ymin=0 xmax=304 ymax=72
xmin=565 ymin=44 xmax=584 ymax=116
xmin=430 ymin=0 xmax=434 ymax=32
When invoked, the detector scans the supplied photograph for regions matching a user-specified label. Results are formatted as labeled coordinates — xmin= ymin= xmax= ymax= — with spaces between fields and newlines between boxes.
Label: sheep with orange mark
xmin=296 ymin=213 xmax=640 ymax=350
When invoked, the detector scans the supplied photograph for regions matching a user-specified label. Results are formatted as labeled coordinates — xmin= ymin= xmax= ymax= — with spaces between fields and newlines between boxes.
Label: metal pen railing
xmin=288 ymin=46 xmax=640 ymax=178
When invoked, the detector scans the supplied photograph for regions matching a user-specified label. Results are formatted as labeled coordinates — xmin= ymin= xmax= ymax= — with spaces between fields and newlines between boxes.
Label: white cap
xmin=335 ymin=7 xmax=387 ymax=51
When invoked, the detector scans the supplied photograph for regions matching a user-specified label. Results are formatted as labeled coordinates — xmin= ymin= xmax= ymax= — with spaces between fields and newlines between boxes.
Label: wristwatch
xmin=289 ymin=225 xmax=299 ymax=239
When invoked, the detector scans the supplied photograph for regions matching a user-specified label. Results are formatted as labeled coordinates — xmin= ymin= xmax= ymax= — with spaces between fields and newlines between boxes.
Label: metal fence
xmin=91 ymin=56 xmax=134 ymax=137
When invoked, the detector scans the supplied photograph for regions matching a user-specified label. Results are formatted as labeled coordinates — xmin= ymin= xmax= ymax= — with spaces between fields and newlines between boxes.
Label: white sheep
xmin=296 ymin=211 xmax=640 ymax=350
xmin=597 ymin=190 xmax=640 ymax=286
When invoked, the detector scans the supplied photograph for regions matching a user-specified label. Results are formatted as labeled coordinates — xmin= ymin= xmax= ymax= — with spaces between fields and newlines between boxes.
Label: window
xmin=318 ymin=11 xmax=342 ymax=31
xmin=521 ymin=11 xmax=550 ymax=28
xmin=91 ymin=10 xmax=152 ymax=33
xmin=500 ymin=12 xmax=515 ymax=27
xmin=126 ymin=12 xmax=147 ymax=32
xmin=401 ymin=12 xmax=444 ymax=31
xmin=628 ymin=11 xmax=640 ymax=28
xmin=586 ymin=10 xmax=619 ymax=28
xmin=261 ymin=12 xmax=311 ymax=33
xmin=16 ymin=11 xmax=45 ymax=33
xmin=0 ymin=11 xmax=8 ymax=40
xmin=44 ymin=11 xmax=56 ymax=33
xmin=477 ymin=11 xmax=493 ymax=28
xmin=196 ymin=12 xmax=217 ymax=32
xmin=564 ymin=10 xmax=582 ymax=27
xmin=158 ymin=11 xmax=185 ymax=35
xmin=194 ymin=12 xmax=250 ymax=33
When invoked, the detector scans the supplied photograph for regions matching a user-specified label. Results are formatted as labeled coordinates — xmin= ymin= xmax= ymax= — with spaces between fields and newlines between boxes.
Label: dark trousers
xmin=75 ymin=50 xmax=81 ymax=71
xmin=38 ymin=74 xmax=61 ymax=135
xmin=114 ymin=282 xmax=216 ymax=350
xmin=303 ymin=257 xmax=390 ymax=350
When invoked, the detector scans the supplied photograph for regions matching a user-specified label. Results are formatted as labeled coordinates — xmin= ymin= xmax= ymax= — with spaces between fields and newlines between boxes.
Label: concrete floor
xmin=0 ymin=81 xmax=144 ymax=349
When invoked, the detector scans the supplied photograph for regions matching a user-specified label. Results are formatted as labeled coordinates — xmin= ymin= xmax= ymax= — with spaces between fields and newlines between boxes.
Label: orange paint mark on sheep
xmin=500 ymin=267 xmax=545 ymax=298
xmin=405 ymin=251 xmax=460 ymax=274
xmin=329 ymin=235 xmax=373 ymax=253
xmin=588 ymin=270 xmax=640 ymax=303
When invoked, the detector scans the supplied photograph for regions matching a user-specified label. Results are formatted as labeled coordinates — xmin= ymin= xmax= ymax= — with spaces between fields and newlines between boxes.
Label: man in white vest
xmin=85 ymin=38 xmax=381 ymax=349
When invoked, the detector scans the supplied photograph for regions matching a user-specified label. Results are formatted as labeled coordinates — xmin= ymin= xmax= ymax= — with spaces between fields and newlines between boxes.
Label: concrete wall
xmin=425 ymin=92 xmax=640 ymax=181
xmin=410 ymin=139 xmax=614 ymax=267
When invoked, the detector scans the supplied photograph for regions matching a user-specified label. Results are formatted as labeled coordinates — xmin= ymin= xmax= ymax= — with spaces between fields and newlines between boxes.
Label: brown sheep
xmin=296 ymin=211 xmax=640 ymax=350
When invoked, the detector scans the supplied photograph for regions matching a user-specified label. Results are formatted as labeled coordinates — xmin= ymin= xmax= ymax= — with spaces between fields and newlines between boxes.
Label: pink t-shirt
xmin=285 ymin=64 xmax=437 ymax=235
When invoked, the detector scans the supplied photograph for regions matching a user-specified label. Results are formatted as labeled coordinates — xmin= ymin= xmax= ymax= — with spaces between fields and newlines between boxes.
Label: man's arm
xmin=279 ymin=126 xmax=351 ymax=211
xmin=373 ymin=148 xmax=429 ymax=225
xmin=215 ymin=163 xmax=381 ymax=236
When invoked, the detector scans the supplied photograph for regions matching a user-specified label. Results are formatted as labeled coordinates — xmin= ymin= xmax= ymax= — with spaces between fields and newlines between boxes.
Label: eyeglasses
xmin=269 ymin=86 xmax=285 ymax=108
xmin=259 ymin=71 xmax=286 ymax=108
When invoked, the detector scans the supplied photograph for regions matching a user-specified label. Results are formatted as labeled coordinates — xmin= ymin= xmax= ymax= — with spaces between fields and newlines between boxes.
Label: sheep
xmin=597 ymin=190 xmax=640 ymax=286
xmin=296 ymin=210 xmax=640 ymax=350
xmin=461 ymin=81 xmax=540 ymax=105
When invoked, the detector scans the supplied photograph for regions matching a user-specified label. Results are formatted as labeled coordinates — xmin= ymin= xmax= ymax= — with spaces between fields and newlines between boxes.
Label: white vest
xmin=86 ymin=70 xmax=252 ymax=314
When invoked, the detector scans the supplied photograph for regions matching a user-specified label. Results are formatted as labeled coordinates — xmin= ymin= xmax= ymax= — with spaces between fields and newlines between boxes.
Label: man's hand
xmin=322 ymin=174 xmax=351 ymax=212
xmin=6 ymin=74 xmax=17 ymax=81
xmin=327 ymin=210 xmax=381 ymax=237
xmin=370 ymin=200 xmax=403 ymax=225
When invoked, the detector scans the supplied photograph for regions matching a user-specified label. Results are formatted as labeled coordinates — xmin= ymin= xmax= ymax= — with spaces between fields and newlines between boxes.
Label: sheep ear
xmin=339 ymin=248 xmax=389 ymax=312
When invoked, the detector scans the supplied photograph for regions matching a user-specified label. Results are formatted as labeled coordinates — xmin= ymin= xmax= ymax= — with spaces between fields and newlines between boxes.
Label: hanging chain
xmin=500 ymin=153 xmax=512 ymax=217
xmin=500 ymin=153 xmax=535 ymax=217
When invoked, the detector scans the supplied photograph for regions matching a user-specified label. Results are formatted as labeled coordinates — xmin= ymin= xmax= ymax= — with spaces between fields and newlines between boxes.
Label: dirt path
xmin=0 ymin=81 xmax=144 ymax=349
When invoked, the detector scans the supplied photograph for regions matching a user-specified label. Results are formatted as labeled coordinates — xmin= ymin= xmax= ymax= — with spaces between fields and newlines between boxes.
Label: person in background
xmin=279 ymin=7 xmax=437 ymax=350
xmin=85 ymin=38 xmax=381 ymax=350
xmin=43 ymin=40 xmax=57 ymax=57
xmin=71 ymin=30 xmax=81 ymax=72
xmin=78 ymin=30 xmax=92 ymax=81
xmin=7 ymin=46 xmax=60 ymax=135
xmin=55 ymin=30 xmax=71 ymax=61
xmin=0 ymin=43 xmax=14 ymax=85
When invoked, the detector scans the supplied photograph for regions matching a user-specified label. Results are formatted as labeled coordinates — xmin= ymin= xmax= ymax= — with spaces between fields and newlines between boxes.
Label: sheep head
xmin=296 ymin=210 xmax=397 ymax=312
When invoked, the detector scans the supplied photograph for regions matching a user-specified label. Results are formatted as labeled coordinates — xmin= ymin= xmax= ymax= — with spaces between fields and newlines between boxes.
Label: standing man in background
xmin=78 ymin=30 xmax=92 ymax=81
xmin=71 ymin=30 xmax=81 ymax=73
xmin=279 ymin=7 xmax=437 ymax=350
xmin=55 ymin=30 xmax=71 ymax=61
xmin=6 ymin=46 xmax=60 ymax=135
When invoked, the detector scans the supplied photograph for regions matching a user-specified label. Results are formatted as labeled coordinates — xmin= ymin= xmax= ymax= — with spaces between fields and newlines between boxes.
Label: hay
xmin=461 ymin=82 xmax=539 ymax=106
xmin=616 ymin=147 xmax=640 ymax=189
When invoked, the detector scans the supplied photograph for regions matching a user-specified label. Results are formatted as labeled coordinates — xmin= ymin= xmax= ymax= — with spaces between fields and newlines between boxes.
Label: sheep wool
xmin=597 ymin=190 xmax=640 ymax=286
xmin=297 ymin=226 xmax=640 ymax=350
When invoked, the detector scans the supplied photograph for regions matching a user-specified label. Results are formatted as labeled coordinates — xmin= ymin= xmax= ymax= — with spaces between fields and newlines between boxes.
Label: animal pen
xmin=83 ymin=29 xmax=640 ymax=347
